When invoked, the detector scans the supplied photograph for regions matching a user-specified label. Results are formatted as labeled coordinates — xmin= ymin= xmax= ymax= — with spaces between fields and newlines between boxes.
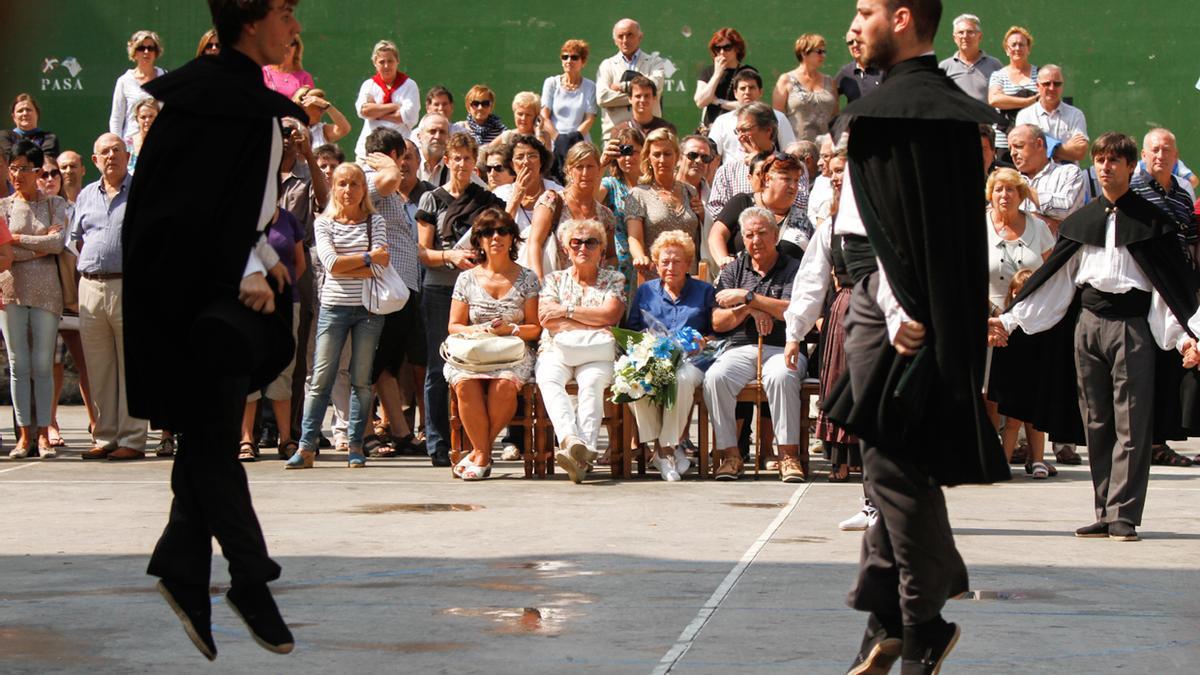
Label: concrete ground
xmin=2 ymin=404 xmax=1199 ymax=674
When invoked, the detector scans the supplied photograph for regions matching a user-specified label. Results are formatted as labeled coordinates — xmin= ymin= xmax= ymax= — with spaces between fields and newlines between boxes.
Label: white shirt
xmin=354 ymin=75 xmax=421 ymax=160
xmin=109 ymin=68 xmax=166 ymax=138
xmin=986 ymin=211 xmax=1055 ymax=307
xmin=1000 ymin=212 xmax=1188 ymax=351
xmin=784 ymin=223 xmax=835 ymax=342
xmin=807 ymin=175 xmax=834 ymax=230
xmin=708 ymin=108 xmax=796 ymax=163
xmin=1021 ymin=160 xmax=1085 ymax=222
xmin=243 ymin=121 xmax=283 ymax=278
xmin=1014 ymin=100 xmax=1088 ymax=145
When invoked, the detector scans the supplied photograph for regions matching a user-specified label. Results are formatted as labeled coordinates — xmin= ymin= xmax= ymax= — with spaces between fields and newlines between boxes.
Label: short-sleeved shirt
xmin=627 ymin=276 xmax=715 ymax=335
xmin=834 ymin=62 xmax=883 ymax=103
xmin=538 ymin=267 xmax=627 ymax=351
xmin=939 ymin=51 xmax=1003 ymax=103
xmin=267 ymin=208 xmax=303 ymax=302
xmin=714 ymin=251 xmax=800 ymax=348
xmin=365 ymin=167 xmax=421 ymax=291
xmin=72 ymin=174 xmax=132 ymax=275
xmin=541 ymin=75 xmax=599 ymax=133
xmin=625 ymin=183 xmax=701 ymax=271
xmin=986 ymin=211 xmax=1054 ymax=308
xmin=1013 ymin=100 xmax=1089 ymax=150
xmin=1132 ymin=168 xmax=1199 ymax=263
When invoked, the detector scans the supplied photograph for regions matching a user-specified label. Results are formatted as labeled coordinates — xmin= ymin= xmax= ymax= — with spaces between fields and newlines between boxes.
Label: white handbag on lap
xmin=552 ymin=329 xmax=616 ymax=367
xmin=440 ymin=333 xmax=527 ymax=372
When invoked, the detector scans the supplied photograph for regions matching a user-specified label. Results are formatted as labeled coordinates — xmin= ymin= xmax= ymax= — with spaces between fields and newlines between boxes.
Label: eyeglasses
xmin=810 ymin=48 xmax=827 ymax=55
xmin=135 ymin=44 xmax=158 ymax=53
xmin=953 ymin=29 xmax=980 ymax=36
xmin=568 ymin=237 xmax=601 ymax=250
xmin=684 ymin=151 xmax=714 ymax=164
xmin=9 ymin=165 xmax=41 ymax=175
xmin=735 ymin=124 xmax=760 ymax=135
xmin=561 ymin=54 xmax=582 ymax=61
xmin=484 ymin=164 xmax=507 ymax=173
xmin=469 ymin=100 xmax=492 ymax=108
xmin=712 ymin=43 xmax=736 ymax=52
xmin=845 ymin=40 xmax=856 ymax=46
xmin=1038 ymin=81 xmax=1064 ymax=88
xmin=203 ymin=43 xmax=219 ymax=52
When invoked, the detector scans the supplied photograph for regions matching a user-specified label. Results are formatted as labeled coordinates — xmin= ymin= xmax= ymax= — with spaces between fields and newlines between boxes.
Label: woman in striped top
xmin=987 ymin=26 xmax=1038 ymax=159
xmin=288 ymin=163 xmax=390 ymax=469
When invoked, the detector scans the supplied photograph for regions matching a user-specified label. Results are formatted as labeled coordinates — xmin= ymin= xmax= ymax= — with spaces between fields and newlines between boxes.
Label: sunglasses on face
xmin=1038 ymin=81 xmax=1064 ymax=88
xmin=40 ymin=169 xmax=61 ymax=179
xmin=810 ymin=49 xmax=827 ymax=55
xmin=713 ymin=43 xmax=736 ymax=52
xmin=561 ymin=54 xmax=582 ymax=61
xmin=484 ymin=164 xmax=508 ymax=173
xmin=470 ymin=100 xmax=493 ymax=108
xmin=685 ymin=151 xmax=713 ymax=164
xmin=135 ymin=44 xmax=158 ymax=53
xmin=204 ymin=43 xmax=219 ymax=52
xmin=478 ymin=227 xmax=513 ymax=238
xmin=568 ymin=237 xmax=601 ymax=250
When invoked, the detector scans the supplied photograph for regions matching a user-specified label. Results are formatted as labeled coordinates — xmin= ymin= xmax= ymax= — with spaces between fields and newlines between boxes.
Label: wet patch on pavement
xmin=723 ymin=502 xmax=789 ymax=509
xmin=346 ymin=503 xmax=484 ymax=514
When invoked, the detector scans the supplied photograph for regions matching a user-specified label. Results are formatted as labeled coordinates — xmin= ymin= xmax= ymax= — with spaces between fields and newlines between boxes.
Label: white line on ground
xmin=651 ymin=482 xmax=810 ymax=674
xmin=0 ymin=463 xmax=39 ymax=475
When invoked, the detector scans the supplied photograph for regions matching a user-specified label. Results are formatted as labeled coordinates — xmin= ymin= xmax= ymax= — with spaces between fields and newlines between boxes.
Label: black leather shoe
xmin=900 ymin=618 xmax=960 ymax=674
xmin=226 ymin=584 xmax=294 ymax=654
xmin=1074 ymin=521 xmax=1109 ymax=538
xmin=430 ymin=446 xmax=451 ymax=467
xmin=1108 ymin=521 xmax=1139 ymax=542
xmin=156 ymin=579 xmax=216 ymax=661
xmin=847 ymin=613 xmax=902 ymax=675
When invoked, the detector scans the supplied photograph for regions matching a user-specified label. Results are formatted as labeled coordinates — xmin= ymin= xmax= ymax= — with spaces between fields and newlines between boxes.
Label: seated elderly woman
xmin=444 ymin=208 xmax=542 ymax=481
xmin=626 ymin=230 xmax=715 ymax=481
xmin=704 ymin=207 xmax=804 ymax=481
xmin=535 ymin=218 xmax=627 ymax=483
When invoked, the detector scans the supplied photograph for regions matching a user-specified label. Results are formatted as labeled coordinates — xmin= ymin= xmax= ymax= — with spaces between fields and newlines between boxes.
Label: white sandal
xmin=462 ymin=461 xmax=492 ymax=481
xmin=1030 ymin=462 xmax=1050 ymax=479
xmin=452 ymin=455 xmax=471 ymax=479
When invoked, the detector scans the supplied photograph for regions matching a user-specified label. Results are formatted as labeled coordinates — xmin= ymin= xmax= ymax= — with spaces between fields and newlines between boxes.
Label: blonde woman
xmin=263 ymin=35 xmax=314 ymax=99
xmin=194 ymin=28 xmax=219 ymax=57
xmin=772 ymin=34 xmax=837 ymax=143
xmin=354 ymin=40 xmax=420 ymax=159
xmin=288 ymin=163 xmax=390 ymax=469
xmin=625 ymin=128 xmax=701 ymax=278
xmin=987 ymin=26 xmax=1039 ymax=157
xmin=510 ymin=91 xmax=554 ymax=150
xmin=125 ymin=98 xmax=158 ymax=174
xmin=109 ymin=30 xmax=165 ymax=138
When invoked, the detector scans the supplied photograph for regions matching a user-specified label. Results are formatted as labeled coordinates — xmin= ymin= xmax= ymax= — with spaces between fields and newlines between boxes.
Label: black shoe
xmin=430 ymin=446 xmax=451 ymax=467
xmin=1108 ymin=521 xmax=1139 ymax=542
xmin=847 ymin=613 xmax=902 ymax=674
xmin=156 ymin=579 xmax=216 ymax=661
xmin=225 ymin=584 xmax=294 ymax=654
xmin=900 ymin=618 xmax=960 ymax=674
xmin=257 ymin=426 xmax=279 ymax=449
xmin=1074 ymin=521 xmax=1109 ymax=538
xmin=318 ymin=434 xmax=331 ymax=449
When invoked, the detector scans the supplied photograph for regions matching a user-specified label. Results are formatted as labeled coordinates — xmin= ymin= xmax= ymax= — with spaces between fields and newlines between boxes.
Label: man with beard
xmin=824 ymin=2 xmax=1008 ymax=673
xmin=123 ymin=0 xmax=305 ymax=661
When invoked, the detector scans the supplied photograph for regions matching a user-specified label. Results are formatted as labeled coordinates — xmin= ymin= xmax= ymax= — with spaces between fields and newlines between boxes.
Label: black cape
xmin=823 ymin=55 xmax=1010 ymax=486
xmin=123 ymin=49 xmax=305 ymax=430
xmin=988 ymin=190 xmax=1200 ymax=444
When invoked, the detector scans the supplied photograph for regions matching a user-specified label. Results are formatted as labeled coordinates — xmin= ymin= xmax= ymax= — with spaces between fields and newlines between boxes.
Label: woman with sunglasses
xmin=694 ymin=28 xmax=756 ymax=130
xmin=480 ymin=139 xmax=516 ymax=191
xmin=541 ymin=39 xmax=598 ymax=142
xmin=194 ymin=28 xmax=219 ymax=57
xmin=1 ymin=141 xmax=65 ymax=459
xmin=772 ymin=34 xmax=837 ymax=143
xmin=110 ymin=30 xmax=166 ymax=139
xmin=263 ymin=35 xmax=314 ymax=100
xmin=463 ymin=85 xmax=508 ymax=145
xmin=444 ymin=208 xmax=541 ymax=480
xmin=626 ymin=129 xmax=702 ymax=279
xmin=535 ymin=218 xmax=626 ymax=483
xmin=1 ymin=94 xmax=58 ymax=162
xmin=526 ymin=141 xmax=616 ymax=279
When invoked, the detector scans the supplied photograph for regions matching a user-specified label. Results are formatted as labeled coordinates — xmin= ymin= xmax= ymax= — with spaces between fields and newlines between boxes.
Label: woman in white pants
xmin=535 ymin=218 xmax=626 ymax=483
xmin=626 ymin=230 xmax=715 ymax=480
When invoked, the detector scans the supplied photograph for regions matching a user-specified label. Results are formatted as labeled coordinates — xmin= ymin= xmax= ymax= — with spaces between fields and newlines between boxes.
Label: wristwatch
xmin=361 ymin=252 xmax=372 ymax=267
xmin=566 ymin=304 xmax=575 ymax=319
xmin=744 ymin=291 xmax=756 ymax=305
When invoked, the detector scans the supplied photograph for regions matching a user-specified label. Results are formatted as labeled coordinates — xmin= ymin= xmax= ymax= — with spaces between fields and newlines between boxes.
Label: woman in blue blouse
xmin=626 ymin=230 xmax=715 ymax=481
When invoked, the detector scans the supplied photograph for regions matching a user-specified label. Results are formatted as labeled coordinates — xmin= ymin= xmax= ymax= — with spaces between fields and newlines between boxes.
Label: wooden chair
xmin=800 ymin=377 xmax=821 ymax=465
xmin=619 ymin=386 xmax=708 ymax=478
xmin=532 ymin=383 xmax=624 ymax=479
xmin=448 ymin=382 xmax=537 ymax=478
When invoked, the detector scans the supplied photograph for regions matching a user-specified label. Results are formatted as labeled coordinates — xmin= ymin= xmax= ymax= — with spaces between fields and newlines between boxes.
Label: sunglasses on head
xmin=135 ymin=44 xmax=158 ymax=53
xmin=561 ymin=53 xmax=582 ymax=61
xmin=685 ymin=151 xmax=713 ymax=164
xmin=568 ymin=237 xmax=601 ymax=250
xmin=469 ymin=100 xmax=492 ymax=108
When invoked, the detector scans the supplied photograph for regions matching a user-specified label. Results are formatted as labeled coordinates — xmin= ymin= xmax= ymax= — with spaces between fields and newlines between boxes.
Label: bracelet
xmin=565 ymin=305 xmax=574 ymax=320
xmin=508 ymin=322 xmax=520 ymax=335
xmin=442 ymin=250 xmax=454 ymax=270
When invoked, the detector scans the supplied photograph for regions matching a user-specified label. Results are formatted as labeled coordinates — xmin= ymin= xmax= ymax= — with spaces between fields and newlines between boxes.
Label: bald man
xmin=56 ymin=150 xmax=86 ymax=203
xmin=1014 ymin=64 xmax=1089 ymax=162
xmin=595 ymin=18 xmax=666 ymax=138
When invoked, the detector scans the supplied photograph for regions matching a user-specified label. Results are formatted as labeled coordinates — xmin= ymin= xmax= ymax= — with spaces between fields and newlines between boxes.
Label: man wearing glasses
xmin=707 ymin=70 xmax=796 ymax=163
xmin=939 ymin=13 xmax=1001 ymax=103
xmin=596 ymin=18 xmax=666 ymax=139
xmin=1015 ymin=64 xmax=1090 ymax=162
xmin=834 ymin=30 xmax=883 ymax=105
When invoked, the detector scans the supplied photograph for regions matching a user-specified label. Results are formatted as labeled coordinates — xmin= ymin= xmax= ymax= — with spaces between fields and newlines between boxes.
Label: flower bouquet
xmin=610 ymin=313 xmax=725 ymax=409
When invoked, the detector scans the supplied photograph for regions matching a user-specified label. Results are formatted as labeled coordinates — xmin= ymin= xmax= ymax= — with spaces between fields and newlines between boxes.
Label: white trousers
xmin=630 ymin=362 xmax=703 ymax=448
xmin=703 ymin=344 xmax=803 ymax=449
xmin=535 ymin=349 xmax=613 ymax=449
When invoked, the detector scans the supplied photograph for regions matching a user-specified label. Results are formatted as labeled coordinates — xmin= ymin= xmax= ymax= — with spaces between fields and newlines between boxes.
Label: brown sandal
xmin=238 ymin=442 xmax=258 ymax=462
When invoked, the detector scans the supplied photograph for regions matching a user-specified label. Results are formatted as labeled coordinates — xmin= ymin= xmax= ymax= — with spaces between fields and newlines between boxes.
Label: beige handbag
xmin=440 ymin=332 xmax=526 ymax=373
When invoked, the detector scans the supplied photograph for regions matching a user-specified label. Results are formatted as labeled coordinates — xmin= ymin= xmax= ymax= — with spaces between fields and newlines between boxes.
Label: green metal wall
xmin=2 ymin=1 xmax=1196 ymax=163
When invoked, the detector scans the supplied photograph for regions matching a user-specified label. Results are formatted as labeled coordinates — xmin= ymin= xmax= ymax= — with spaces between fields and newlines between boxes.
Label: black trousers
xmin=147 ymin=373 xmax=280 ymax=587
xmin=842 ymin=273 xmax=967 ymax=625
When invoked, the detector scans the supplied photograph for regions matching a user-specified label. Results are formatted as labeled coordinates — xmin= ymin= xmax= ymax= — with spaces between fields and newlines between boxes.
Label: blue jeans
xmin=0 ymin=305 xmax=60 ymax=427
xmin=421 ymin=285 xmax=453 ymax=454
xmin=298 ymin=304 xmax=384 ymax=451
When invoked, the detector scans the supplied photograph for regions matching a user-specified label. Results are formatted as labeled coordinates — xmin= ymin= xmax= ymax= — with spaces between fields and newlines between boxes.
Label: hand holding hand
xmin=893 ymin=320 xmax=926 ymax=356
xmin=267 ymin=261 xmax=290 ymax=293
xmin=987 ymin=317 xmax=1009 ymax=348
xmin=1181 ymin=338 xmax=1200 ymax=368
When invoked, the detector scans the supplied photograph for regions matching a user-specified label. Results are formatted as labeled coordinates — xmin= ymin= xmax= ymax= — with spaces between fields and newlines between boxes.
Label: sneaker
xmin=1108 ymin=521 xmax=1139 ymax=542
xmin=840 ymin=509 xmax=873 ymax=531
xmin=652 ymin=453 xmax=680 ymax=481
xmin=555 ymin=448 xmax=585 ymax=484
xmin=9 ymin=445 xmax=30 ymax=459
xmin=673 ymin=446 xmax=692 ymax=476
xmin=39 ymin=446 xmax=57 ymax=460
xmin=900 ymin=618 xmax=960 ymax=674
xmin=225 ymin=584 xmax=294 ymax=655
xmin=1074 ymin=521 xmax=1108 ymax=538
xmin=847 ymin=613 xmax=902 ymax=675
xmin=500 ymin=444 xmax=521 ymax=461
xmin=156 ymin=579 xmax=216 ymax=661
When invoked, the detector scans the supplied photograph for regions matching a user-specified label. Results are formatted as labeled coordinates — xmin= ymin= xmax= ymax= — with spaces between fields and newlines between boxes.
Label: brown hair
xmin=469 ymin=207 xmax=522 ymax=262
xmin=793 ymin=34 xmax=826 ymax=61
xmin=708 ymin=27 xmax=747 ymax=62
xmin=1003 ymin=25 xmax=1034 ymax=50
xmin=208 ymin=1 xmax=299 ymax=51
xmin=446 ymin=131 xmax=479 ymax=158
xmin=1007 ymin=267 xmax=1035 ymax=304
xmin=1091 ymin=132 xmax=1138 ymax=165
xmin=11 ymin=93 xmax=39 ymax=117
xmin=465 ymin=84 xmax=496 ymax=105
xmin=560 ymin=39 xmax=590 ymax=62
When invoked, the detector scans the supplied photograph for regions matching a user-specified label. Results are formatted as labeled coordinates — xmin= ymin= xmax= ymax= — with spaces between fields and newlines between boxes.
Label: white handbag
xmin=440 ymin=333 xmax=527 ymax=373
xmin=362 ymin=264 xmax=410 ymax=315
xmin=553 ymin=329 xmax=616 ymax=367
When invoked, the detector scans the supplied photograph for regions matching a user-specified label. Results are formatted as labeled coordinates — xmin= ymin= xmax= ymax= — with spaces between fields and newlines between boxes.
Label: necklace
xmin=560 ymin=74 xmax=581 ymax=92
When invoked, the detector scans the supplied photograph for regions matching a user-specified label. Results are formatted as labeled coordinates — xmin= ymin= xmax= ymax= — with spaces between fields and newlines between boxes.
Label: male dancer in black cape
xmin=989 ymin=132 xmax=1200 ymax=543
xmin=122 ymin=0 xmax=304 ymax=661
xmin=825 ymin=2 xmax=1008 ymax=673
